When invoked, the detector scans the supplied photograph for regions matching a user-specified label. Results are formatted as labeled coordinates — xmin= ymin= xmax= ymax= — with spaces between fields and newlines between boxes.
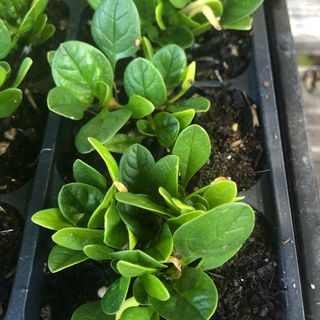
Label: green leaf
xmin=120 ymin=144 xmax=155 ymax=193
xmin=151 ymin=45 xmax=186 ymax=90
xmin=117 ymin=203 xmax=161 ymax=241
xmin=105 ymin=134 xmax=145 ymax=154
xmin=47 ymin=50 xmax=55 ymax=65
xmin=72 ymin=301 xmax=114 ymax=320
xmin=132 ymin=0 xmax=157 ymax=23
xmin=88 ymin=185 xmax=116 ymax=228
xmin=157 ymin=27 xmax=194 ymax=49
xmin=145 ymin=223 xmax=173 ymax=262
xmin=27 ymin=12 xmax=47 ymax=42
xmin=73 ymin=159 xmax=107 ymax=192
xmin=0 ymin=19 xmax=11 ymax=59
xmin=47 ymin=87 xmax=89 ymax=120
xmin=14 ymin=0 xmax=49 ymax=43
xmin=101 ymin=276 xmax=131 ymax=315
xmin=116 ymin=193 xmax=172 ymax=217
xmin=52 ymin=41 xmax=113 ymax=104
xmin=91 ymin=0 xmax=140 ymax=68
xmin=121 ymin=306 xmax=158 ymax=320
xmin=58 ymin=183 xmax=104 ymax=226
xmin=94 ymin=81 xmax=112 ymax=106
xmin=0 ymin=88 xmax=22 ymax=118
xmin=89 ymin=137 xmax=120 ymax=182
xmin=158 ymin=187 xmax=180 ymax=214
xmin=173 ymin=109 xmax=195 ymax=130
xmin=52 ymin=227 xmax=105 ymax=250
xmin=31 ymin=208 xmax=73 ymax=230
xmin=171 ymin=198 xmax=195 ymax=214
xmin=11 ymin=56 xmax=33 ymax=88
xmin=32 ymin=22 xmax=55 ymax=46
xmin=222 ymin=0 xmax=263 ymax=25
xmin=0 ymin=66 xmax=7 ymax=87
xmin=173 ymin=203 xmax=255 ymax=260
xmin=105 ymin=201 xmax=128 ymax=249
xmin=167 ymin=210 xmax=204 ymax=233
xmin=141 ymin=274 xmax=170 ymax=301
xmin=133 ymin=278 xmax=149 ymax=305
xmin=222 ymin=16 xmax=253 ymax=30
xmin=136 ymin=120 xmax=155 ymax=137
xmin=141 ymin=36 xmax=154 ymax=60
xmin=203 ymin=180 xmax=237 ymax=208
xmin=169 ymin=0 xmax=190 ymax=9
xmin=117 ymin=261 xmax=158 ymax=277
xmin=48 ymin=245 xmax=89 ymax=273
xmin=149 ymin=156 xmax=179 ymax=198
xmin=125 ymin=95 xmax=155 ymax=119
xmin=172 ymin=125 xmax=211 ymax=188
xmin=149 ymin=268 xmax=218 ymax=320
xmin=124 ymin=58 xmax=167 ymax=106
xmin=168 ymin=96 xmax=211 ymax=113
xmin=197 ymin=246 xmax=241 ymax=271
xmin=87 ymin=0 xmax=102 ymax=10
xmin=83 ymin=244 xmax=114 ymax=260
xmin=76 ymin=109 xmax=132 ymax=154
xmin=153 ymin=112 xmax=180 ymax=148
xmin=155 ymin=2 xmax=166 ymax=31
xmin=128 ymin=227 xmax=138 ymax=250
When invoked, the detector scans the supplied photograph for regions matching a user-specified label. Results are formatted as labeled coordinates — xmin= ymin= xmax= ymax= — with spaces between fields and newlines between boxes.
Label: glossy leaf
xmin=124 ymin=58 xmax=167 ymax=106
xmin=48 ymin=245 xmax=89 ymax=273
xmin=117 ymin=260 xmax=158 ymax=277
xmin=120 ymin=144 xmax=155 ymax=193
xmin=168 ymin=96 xmax=211 ymax=113
xmin=105 ymin=134 xmax=145 ymax=154
xmin=0 ymin=19 xmax=11 ymax=59
xmin=153 ymin=112 xmax=180 ymax=148
xmin=172 ymin=125 xmax=211 ymax=188
xmin=0 ymin=88 xmax=22 ymax=118
xmin=222 ymin=16 xmax=253 ymax=30
xmin=83 ymin=244 xmax=114 ymax=260
xmin=149 ymin=156 xmax=179 ymax=198
xmin=101 ymin=276 xmax=131 ymax=315
xmin=145 ymin=223 xmax=173 ymax=262
xmin=167 ymin=210 xmax=204 ymax=233
xmin=133 ymin=278 xmax=150 ymax=305
xmin=141 ymin=274 xmax=170 ymax=301
xmin=58 ymin=183 xmax=104 ymax=226
xmin=125 ymin=95 xmax=155 ymax=119
xmin=52 ymin=227 xmax=104 ymax=250
xmin=87 ymin=0 xmax=102 ymax=10
xmin=91 ymin=0 xmax=140 ymax=68
xmin=75 ymin=108 xmax=132 ymax=154
xmin=104 ymin=201 xmax=128 ymax=249
xmin=169 ymin=0 xmax=190 ymax=9
xmin=88 ymin=185 xmax=116 ymax=228
xmin=52 ymin=41 xmax=113 ymax=104
xmin=117 ymin=203 xmax=161 ymax=241
xmin=136 ymin=120 xmax=155 ymax=137
xmin=116 ymin=193 xmax=172 ymax=217
xmin=203 ymin=180 xmax=237 ymax=208
xmin=120 ymin=306 xmax=158 ymax=320
xmin=0 ymin=66 xmax=7 ymax=87
xmin=73 ymin=159 xmax=107 ymax=192
xmin=89 ymin=137 xmax=120 ymax=182
xmin=32 ymin=208 xmax=73 ymax=230
xmin=47 ymin=87 xmax=89 ymax=120
xmin=72 ymin=301 xmax=114 ymax=320
xmin=151 ymin=45 xmax=187 ymax=90
xmin=150 ymin=268 xmax=218 ymax=320
xmin=172 ymin=109 xmax=195 ymax=130
xmin=32 ymin=22 xmax=55 ymax=46
xmin=173 ymin=203 xmax=255 ymax=260
xmin=157 ymin=27 xmax=194 ymax=49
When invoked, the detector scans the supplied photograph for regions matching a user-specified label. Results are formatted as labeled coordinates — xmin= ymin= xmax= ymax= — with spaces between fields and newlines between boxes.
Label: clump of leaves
xmin=0 ymin=0 xmax=55 ymax=117
xmin=48 ymin=0 xmax=210 ymax=153
xmin=32 ymin=125 xmax=255 ymax=320
xmin=89 ymin=0 xmax=264 ymax=48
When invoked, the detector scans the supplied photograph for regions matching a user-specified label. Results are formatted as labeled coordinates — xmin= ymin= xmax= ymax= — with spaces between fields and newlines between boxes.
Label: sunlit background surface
xmin=287 ymin=0 xmax=320 ymax=193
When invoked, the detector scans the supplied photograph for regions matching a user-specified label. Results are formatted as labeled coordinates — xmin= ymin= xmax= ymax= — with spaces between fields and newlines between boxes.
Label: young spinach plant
xmin=89 ymin=0 xmax=264 ymax=48
xmin=0 ymin=0 xmax=55 ymax=117
xmin=32 ymin=125 xmax=255 ymax=320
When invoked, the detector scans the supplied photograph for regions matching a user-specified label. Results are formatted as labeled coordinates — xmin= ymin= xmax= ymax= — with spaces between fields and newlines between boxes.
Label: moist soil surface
xmin=0 ymin=0 xmax=69 ymax=193
xmin=0 ymin=204 xmax=24 ymax=319
xmin=193 ymin=88 xmax=263 ymax=191
xmin=188 ymin=29 xmax=252 ymax=81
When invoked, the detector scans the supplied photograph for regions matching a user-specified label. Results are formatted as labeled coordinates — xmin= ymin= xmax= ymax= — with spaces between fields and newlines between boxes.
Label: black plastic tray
xmin=4 ymin=2 xmax=306 ymax=320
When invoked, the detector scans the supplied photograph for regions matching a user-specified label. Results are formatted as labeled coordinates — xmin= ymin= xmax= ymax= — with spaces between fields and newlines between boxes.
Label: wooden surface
xmin=287 ymin=0 xmax=320 ymax=53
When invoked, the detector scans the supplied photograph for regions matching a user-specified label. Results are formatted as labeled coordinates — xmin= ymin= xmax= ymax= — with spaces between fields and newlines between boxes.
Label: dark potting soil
xmin=0 ymin=0 xmax=69 ymax=193
xmin=0 ymin=204 xmax=24 ymax=319
xmin=194 ymin=88 xmax=263 ymax=191
xmin=212 ymin=213 xmax=284 ymax=320
xmin=40 ymin=260 xmax=116 ymax=320
xmin=188 ymin=29 xmax=252 ymax=81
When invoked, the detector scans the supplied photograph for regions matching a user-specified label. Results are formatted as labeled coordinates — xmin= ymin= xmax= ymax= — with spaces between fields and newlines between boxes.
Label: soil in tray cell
xmin=194 ymin=88 xmax=263 ymax=191
xmin=0 ymin=204 xmax=24 ymax=320
xmin=188 ymin=29 xmax=252 ymax=82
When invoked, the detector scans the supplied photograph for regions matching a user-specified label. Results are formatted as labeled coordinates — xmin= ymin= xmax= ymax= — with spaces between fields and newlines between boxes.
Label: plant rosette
xmin=32 ymin=125 xmax=255 ymax=320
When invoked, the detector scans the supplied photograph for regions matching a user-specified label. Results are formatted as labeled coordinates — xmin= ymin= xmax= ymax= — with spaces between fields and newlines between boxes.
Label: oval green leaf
xmin=31 ymin=208 xmax=73 ymax=230
xmin=72 ymin=301 xmax=114 ymax=320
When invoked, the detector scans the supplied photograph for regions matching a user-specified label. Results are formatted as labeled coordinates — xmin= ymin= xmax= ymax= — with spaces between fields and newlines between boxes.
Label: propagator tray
xmin=4 ymin=2 xmax=307 ymax=319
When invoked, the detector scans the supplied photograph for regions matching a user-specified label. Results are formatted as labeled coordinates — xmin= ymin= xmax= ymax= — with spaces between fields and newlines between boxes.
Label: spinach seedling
xmin=89 ymin=0 xmax=264 ymax=48
xmin=0 ymin=0 xmax=55 ymax=117
xmin=32 ymin=125 xmax=255 ymax=320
